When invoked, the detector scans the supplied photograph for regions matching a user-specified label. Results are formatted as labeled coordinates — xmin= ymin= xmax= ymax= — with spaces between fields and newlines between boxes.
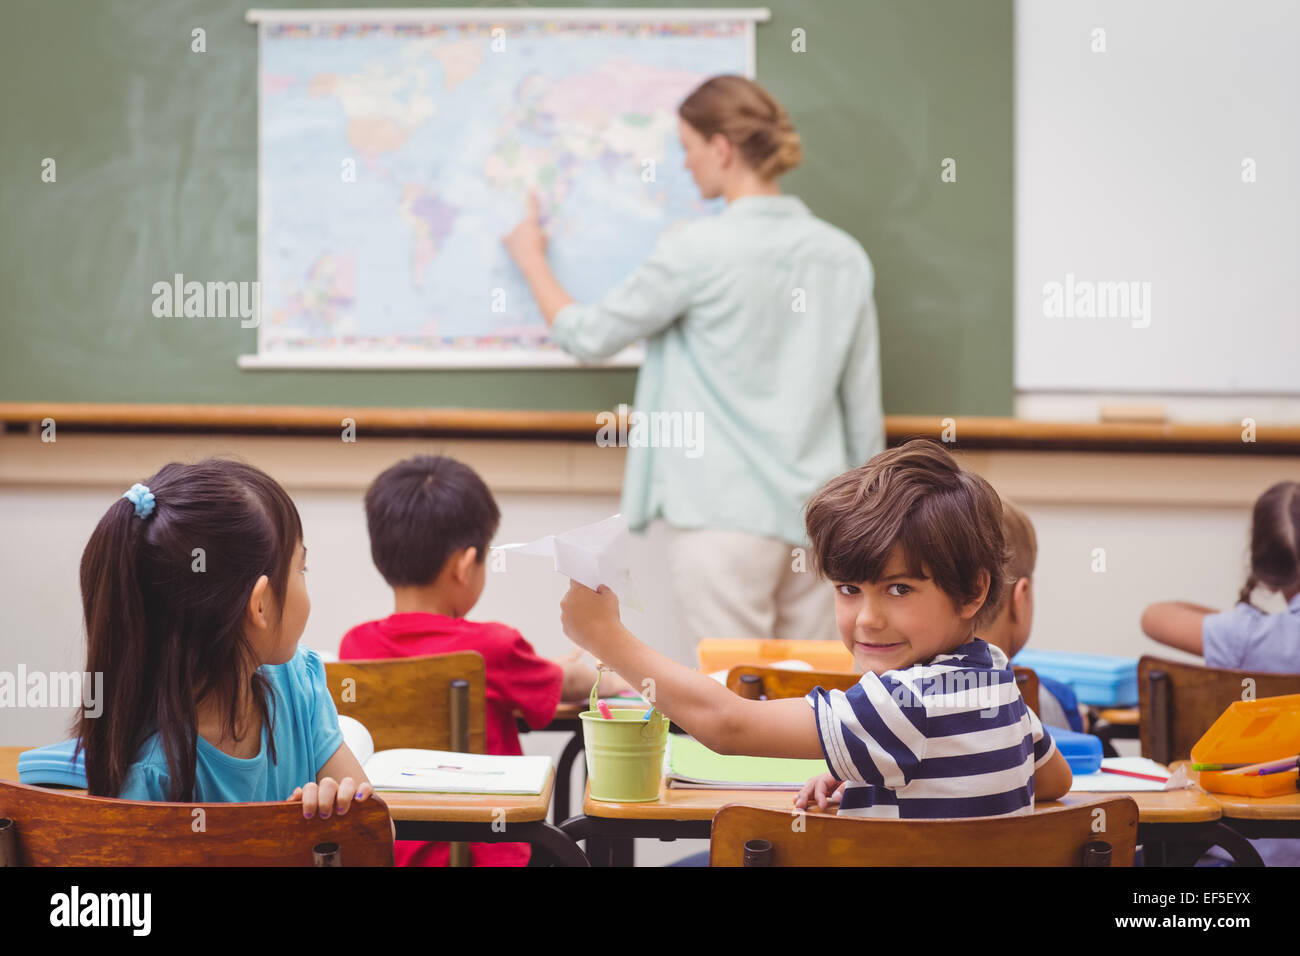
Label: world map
xmin=257 ymin=19 xmax=750 ymax=363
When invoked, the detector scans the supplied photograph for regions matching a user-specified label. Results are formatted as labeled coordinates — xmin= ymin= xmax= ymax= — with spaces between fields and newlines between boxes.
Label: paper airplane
xmin=495 ymin=513 xmax=641 ymax=610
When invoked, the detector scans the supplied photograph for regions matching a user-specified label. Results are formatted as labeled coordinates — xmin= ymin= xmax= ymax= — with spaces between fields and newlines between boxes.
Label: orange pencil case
xmin=1192 ymin=693 xmax=1300 ymax=797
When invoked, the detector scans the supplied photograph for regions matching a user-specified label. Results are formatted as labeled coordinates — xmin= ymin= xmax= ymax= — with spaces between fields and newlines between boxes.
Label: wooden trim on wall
xmin=1 ymin=434 xmax=1293 ymax=507
xmin=2 ymin=403 xmax=1298 ymax=452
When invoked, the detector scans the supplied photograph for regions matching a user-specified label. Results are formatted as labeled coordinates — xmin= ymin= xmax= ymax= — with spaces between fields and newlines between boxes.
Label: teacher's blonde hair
xmin=678 ymin=75 xmax=802 ymax=180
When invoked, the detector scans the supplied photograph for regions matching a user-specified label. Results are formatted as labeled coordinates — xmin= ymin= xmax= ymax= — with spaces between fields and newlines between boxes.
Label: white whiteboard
xmin=1015 ymin=0 xmax=1300 ymax=398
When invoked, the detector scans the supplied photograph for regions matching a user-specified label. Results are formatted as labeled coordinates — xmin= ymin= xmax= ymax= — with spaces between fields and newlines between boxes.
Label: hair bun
xmin=679 ymin=75 xmax=802 ymax=181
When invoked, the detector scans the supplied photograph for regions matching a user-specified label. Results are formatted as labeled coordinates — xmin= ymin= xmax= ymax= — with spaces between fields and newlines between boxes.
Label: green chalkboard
xmin=0 ymin=0 xmax=1011 ymax=415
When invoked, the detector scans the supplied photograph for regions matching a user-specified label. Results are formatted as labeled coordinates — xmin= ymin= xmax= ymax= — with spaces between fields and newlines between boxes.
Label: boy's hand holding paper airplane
xmin=496 ymin=513 xmax=641 ymax=610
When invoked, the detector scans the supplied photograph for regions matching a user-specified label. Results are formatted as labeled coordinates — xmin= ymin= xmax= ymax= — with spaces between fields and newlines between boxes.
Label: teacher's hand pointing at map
xmin=502 ymin=192 xmax=573 ymax=325
xmin=503 ymin=192 xmax=548 ymax=266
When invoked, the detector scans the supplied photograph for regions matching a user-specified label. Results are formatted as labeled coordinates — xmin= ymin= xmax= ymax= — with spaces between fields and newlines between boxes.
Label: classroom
xmin=1 ymin=0 xmax=1298 ymax=899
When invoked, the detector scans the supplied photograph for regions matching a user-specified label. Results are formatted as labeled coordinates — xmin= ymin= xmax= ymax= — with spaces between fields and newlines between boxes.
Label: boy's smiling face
xmin=833 ymin=544 xmax=989 ymax=676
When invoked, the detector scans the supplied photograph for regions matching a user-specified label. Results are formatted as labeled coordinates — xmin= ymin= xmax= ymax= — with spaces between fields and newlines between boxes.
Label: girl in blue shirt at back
xmin=1142 ymin=480 xmax=1300 ymax=672
xmin=74 ymin=458 xmax=373 ymax=820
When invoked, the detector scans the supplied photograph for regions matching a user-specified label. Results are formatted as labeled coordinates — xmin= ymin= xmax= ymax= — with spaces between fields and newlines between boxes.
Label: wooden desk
xmin=1175 ymin=761 xmax=1300 ymax=842
xmin=516 ymin=699 xmax=685 ymax=827
xmin=564 ymin=774 xmax=1260 ymax=867
xmin=0 ymin=746 xmax=589 ymax=866
xmin=1051 ymin=788 xmax=1220 ymax=825
xmin=564 ymin=780 xmax=832 ymax=866
xmin=1099 ymin=707 xmax=1140 ymax=726
xmin=1054 ymin=775 xmax=1263 ymax=866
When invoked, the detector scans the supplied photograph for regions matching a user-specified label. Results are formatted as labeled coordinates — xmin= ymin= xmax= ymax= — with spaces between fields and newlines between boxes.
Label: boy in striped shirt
xmin=558 ymin=438 xmax=1072 ymax=818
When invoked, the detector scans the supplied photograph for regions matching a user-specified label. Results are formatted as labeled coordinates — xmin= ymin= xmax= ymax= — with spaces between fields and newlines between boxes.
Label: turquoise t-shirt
xmin=118 ymin=646 xmax=344 ymax=802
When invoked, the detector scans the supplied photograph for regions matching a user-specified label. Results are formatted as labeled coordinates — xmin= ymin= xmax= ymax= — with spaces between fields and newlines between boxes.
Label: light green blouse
xmin=551 ymin=194 xmax=883 ymax=548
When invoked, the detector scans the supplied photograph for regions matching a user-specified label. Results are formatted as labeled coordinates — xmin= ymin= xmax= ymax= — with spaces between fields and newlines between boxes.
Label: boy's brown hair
xmin=805 ymin=438 xmax=1009 ymax=628
xmin=1001 ymin=498 xmax=1038 ymax=581
xmin=982 ymin=497 xmax=1037 ymax=620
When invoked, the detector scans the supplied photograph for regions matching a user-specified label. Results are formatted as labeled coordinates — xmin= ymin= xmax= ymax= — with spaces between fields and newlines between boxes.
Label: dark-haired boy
xmin=560 ymin=439 xmax=1072 ymax=820
xmin=341 ymin=455 xmax=628 ymax=866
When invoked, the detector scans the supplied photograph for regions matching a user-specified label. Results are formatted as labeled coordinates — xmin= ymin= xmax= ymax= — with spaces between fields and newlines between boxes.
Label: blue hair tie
xmin=122 ymin=483 xmax=156 ymax=519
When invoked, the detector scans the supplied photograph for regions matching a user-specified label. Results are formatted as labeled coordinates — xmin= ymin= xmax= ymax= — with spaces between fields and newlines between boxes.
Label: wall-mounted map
xmin=251 ymin=13 xmax=755 ymax=367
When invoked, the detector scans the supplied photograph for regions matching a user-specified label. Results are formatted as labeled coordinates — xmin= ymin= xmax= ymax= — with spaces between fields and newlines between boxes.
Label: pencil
xmin=1101 ymin=767 xmax=1169 ymax=783
xmin=1191 ymin=762 xmax=1250 ymax=771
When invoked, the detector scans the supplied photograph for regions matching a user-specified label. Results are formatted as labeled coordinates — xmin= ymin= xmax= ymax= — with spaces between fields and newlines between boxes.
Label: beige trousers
xmin=663 ymin=524 xmax=838 ymax=647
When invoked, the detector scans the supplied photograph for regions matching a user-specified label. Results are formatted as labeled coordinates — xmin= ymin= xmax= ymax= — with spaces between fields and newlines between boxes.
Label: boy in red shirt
xmin=340 ymin=455 xmax=626 ymax=866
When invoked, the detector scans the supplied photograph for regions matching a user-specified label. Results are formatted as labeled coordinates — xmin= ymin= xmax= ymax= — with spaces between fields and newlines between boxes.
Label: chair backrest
xmin=1138 ymin=655 xmax=1300 ymax=763
xmin=710 ymin=796 xmax=1138 ymax=866
xmin=325 ymin=653 xmax=487 ymax=754
xmin=726 ymin=664 xmax=1043 ymax=715
xmin=1013 ymin=666 xmax=1041 ymax=717
xmin=725 ymin=665 xmax=856 ymax=699
xmin=0 ymin=779 xmax=393 ymax=866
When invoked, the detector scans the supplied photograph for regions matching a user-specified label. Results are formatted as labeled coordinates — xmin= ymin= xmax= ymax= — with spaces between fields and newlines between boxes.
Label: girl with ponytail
xmin=1142 ymin=480 xmax=1300 ymax=866
xmin=73 ymin=459 xmax=374 ymax=818
xmin=1142 ymin=480 xmax=1300 ymax=672
xmin=504 ymin=74 xmax=884 ymax=650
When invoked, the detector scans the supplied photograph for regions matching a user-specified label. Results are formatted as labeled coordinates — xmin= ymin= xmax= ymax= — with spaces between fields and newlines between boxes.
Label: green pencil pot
xmin=580 ymin=709 xmax=669 ymax=802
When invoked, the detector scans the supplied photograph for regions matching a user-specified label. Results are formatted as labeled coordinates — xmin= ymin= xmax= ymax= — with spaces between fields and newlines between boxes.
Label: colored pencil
xmin=1101 ymin=767 xmax=1169 ymax=783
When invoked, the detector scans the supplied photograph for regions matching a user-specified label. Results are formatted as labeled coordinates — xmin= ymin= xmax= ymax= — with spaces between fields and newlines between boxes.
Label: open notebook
xmin=1068 ymin=756 xmax=1188 ymax=792
xmin=340 ymin=716 xmax=551 ymax=795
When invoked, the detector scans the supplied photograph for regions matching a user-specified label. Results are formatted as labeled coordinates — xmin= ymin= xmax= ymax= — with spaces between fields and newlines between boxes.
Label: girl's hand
xmin=793 ymin=771 xmax=843 ymax=812
xmin=288 ymin=776 xmax=374 ymax=819
xmin=559 ymin=581 xmax=622 ymax=652
xmin=502 ymin=192 xmax=547 ymax=266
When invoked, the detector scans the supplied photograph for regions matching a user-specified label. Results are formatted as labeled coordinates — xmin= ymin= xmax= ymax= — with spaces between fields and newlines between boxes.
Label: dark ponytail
xmin=1238 ymin=481 xmax=1300 ymax=611
xmin=74 ymin=459 xmax=302 ymax=799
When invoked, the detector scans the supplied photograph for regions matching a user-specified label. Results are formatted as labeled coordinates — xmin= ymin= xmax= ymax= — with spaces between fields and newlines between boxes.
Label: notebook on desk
xmin=340 ymin=716 xmax=551 ymax=795
xmin=664 ymin=735 xmax=826 ymax=790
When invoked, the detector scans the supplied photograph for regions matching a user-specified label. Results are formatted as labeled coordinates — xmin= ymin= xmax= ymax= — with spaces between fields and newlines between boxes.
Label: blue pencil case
xmin=1013 ymin=649 xmax=1139 ymax=707
xmin=17 ymin=738 xmax=88 ymax=788
xmin=1049 ymin=727 xmax=1104 ymax=776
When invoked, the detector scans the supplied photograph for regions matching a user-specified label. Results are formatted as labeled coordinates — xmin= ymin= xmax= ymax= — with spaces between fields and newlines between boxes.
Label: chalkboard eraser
xmin=1099 ymin=403 xmax=1168 ymax=423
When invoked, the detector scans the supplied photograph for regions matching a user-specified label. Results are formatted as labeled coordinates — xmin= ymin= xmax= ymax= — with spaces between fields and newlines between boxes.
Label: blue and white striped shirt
xmin=805 ymin=639 xmax=1056 ymax=818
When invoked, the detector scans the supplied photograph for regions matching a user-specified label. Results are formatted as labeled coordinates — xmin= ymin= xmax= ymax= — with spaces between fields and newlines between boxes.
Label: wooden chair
xmin=325 ymin=653 xmax=487 ymax=754
xmin=1138 ymin=655 xmax=1300 ymax=764
xmin=710 ymin=796 xmax=1139 ymax=866
xmin=325 ymin=652 xmax=487 ymax=866
xmin=725 ymin=663 xmax=1043 ymax=715
xmin=0 ymin=779 xmax=393 ymax=866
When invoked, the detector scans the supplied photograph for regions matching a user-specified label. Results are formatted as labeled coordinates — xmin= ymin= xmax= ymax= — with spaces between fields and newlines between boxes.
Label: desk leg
xmin=560 ymin=815 xmax=617 ymax=867
xmin=554 ymin=732 xmax=585 ymax=826
xmin=586 ymin=836 xmax=616 ymax=867
xmin=1140 ymin=822 xmax=1265 ymax=867
xmin=515 ymin=821 xmax=592 ymax=868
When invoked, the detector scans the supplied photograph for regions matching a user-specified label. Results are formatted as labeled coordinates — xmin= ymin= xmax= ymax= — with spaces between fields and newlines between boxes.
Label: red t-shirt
xmin=339 ymin=612 xmax=564 ymax=867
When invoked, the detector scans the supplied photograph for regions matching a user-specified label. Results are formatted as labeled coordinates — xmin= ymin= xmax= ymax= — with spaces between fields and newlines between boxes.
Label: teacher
xmin=503 ymin=75 xmax=883 ymax=646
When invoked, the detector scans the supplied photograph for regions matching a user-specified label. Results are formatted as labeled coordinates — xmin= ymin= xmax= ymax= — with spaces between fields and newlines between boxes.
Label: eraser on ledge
xmin=1099 ymin=403 xmax=1168 ymax=423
